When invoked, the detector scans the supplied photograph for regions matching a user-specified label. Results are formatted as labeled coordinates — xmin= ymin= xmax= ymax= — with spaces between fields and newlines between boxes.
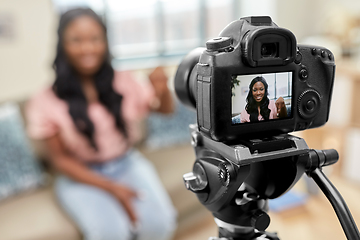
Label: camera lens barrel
xmin=174 ymin=48 xmax=205 ymax=109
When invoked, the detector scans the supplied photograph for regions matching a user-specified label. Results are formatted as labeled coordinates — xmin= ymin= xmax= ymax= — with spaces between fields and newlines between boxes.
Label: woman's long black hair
xmin=52 ymin=8 xmax=127 ymax=148
xmin=245 ymin=76 xmax=271 ymax=122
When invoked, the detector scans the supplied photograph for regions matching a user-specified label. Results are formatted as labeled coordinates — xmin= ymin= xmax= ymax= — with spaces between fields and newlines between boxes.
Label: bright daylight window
xmin=52 ymin=0 xmax=240 ymax=68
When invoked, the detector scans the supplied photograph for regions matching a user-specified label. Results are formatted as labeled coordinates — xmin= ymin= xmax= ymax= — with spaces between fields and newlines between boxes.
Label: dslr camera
xmin=175 ymin=16 xmax=360 ymax=240
xmin=175 ymin=16 xmax=335 ymax=142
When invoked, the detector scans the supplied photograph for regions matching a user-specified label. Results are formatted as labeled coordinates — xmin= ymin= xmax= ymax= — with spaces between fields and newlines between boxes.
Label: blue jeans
xmin=55 ymin=149 xmax=177 ymax=240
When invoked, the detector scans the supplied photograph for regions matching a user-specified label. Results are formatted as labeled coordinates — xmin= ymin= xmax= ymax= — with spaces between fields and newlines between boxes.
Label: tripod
xmin=183 ymin=125 xmax=360 ymax=240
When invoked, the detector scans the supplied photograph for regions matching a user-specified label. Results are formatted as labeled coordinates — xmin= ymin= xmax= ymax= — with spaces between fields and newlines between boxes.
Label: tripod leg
xmin=310 ymin=168 xmax=360 ymax=240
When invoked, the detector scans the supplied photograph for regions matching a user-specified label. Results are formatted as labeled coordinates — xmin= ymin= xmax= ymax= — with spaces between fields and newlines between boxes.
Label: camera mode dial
xmin=206 ymin=37 xmax=232 ymax=52
xmin=298 ymin=90 xmax=321 ymax=119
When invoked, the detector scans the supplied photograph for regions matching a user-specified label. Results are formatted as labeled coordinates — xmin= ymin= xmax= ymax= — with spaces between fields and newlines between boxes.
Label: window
xmin=52 ymin=0 xmax=277 ymax=69
xmin=105 ymin=0 xmax=239 ymax=69
xmin=264 ymin=72 xmax=292 ymax=100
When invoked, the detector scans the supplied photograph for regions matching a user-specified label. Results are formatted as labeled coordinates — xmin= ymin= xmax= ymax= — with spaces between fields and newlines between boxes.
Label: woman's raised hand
xmin=275 ymin=97 xmax=285 ymax=112
xmin=148 ymin=66 xmax=174 ymax=113
xmin=275 ymin=97 xmax=287 ymax=118
xmin=148 ymin=66 xmax=169 ymax=99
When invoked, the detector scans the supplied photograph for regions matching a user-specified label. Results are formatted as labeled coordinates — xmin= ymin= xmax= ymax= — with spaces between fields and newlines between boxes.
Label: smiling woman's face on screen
xmin=252 ymin=81 xmax=265 ymax=103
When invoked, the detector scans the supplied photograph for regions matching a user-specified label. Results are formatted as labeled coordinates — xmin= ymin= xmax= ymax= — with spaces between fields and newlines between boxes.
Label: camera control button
xmin=311 ymin=48 xmax=317 ymax=55
xmin=306 ymin=100 xmax=315 ymax=111
xmin=295 ymin=53 xmax=302 ymax=64
xmin=206 ymin=37 xmax=232 ymax=51
xmin=298 ymin=90 xmax=321 ymax=119
xmin=299 ymin=69 xmax=308 ymax=80
xmin=321 ymin=50 xmax=326 ymax=58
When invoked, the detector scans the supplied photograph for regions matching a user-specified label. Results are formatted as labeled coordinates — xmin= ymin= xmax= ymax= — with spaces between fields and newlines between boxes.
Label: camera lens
xmin=261 ymin=43 xmax=278 ymax=57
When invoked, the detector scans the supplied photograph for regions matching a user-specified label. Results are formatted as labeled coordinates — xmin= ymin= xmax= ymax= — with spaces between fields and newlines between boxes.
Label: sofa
xmin=0 ymin=100 xmax=205 ymax=240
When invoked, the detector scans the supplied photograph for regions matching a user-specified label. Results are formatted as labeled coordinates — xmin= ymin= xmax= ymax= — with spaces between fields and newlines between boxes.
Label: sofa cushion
xmin=0 ymin=187 xmax=81 ymax=240
xmin=0 ymin=102 xmax=45 ymax=201
xmin=145 ymin=99 xmax=196 ymax=150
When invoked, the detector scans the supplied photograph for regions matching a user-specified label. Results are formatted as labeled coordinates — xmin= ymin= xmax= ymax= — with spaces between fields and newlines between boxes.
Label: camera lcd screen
xmin=231 ymin=72 xmax=292 ymax=125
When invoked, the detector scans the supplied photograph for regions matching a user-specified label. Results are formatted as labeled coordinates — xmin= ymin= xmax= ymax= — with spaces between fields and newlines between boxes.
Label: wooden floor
xmin=174 ymin=175 xmax=360 ymax=240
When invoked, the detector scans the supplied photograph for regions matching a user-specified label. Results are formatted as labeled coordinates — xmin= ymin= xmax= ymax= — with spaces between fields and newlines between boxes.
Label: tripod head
xmin=183 ymin=125 xmax=359 ymax=240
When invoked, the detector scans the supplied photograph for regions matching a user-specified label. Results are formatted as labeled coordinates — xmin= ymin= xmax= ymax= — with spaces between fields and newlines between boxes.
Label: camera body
xmin=175 ymin=16 xmax=335 ymax=142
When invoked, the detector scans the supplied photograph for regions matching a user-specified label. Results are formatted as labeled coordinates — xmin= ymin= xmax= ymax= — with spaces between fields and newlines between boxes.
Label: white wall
xmin=238 ymin=0 xmax=347 ymax=42
xmin=239 ymin=0 xmax=277 ymax=20
xmin=232 ymin=75 xmax=253 ymax=115
xmin=344 ymin=129 xmax=360 ymax=184
xmin=0 ymin=0 xmax=57 ymax=102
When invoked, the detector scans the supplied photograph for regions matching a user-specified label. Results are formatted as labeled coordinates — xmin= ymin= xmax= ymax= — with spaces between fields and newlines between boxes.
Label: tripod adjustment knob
xmin=183 ymin=163 xmax=208 ymax=192
xmin=251 ymin=210 xmax=270 ymax=231
xmin=218 ymin=163 xmax=230 ymax=187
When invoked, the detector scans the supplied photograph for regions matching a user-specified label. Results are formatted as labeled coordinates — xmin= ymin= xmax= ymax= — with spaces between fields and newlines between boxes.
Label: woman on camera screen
xmin=240 ymin=76 xmax=287 ymax=123
xmin=25 ymin=8 xmax=176 ymax=240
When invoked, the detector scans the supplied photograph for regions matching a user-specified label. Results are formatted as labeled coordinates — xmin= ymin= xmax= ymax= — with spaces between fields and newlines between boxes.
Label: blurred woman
xmin=26 ymin=8 xmax=176 ymax=240
xmin=240 ymin=76 xmax=287 ymax=123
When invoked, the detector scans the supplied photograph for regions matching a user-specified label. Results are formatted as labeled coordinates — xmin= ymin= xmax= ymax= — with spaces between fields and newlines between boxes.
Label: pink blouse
xmin=25 ymin=71 xmax=155 ymax=162
xmin=240 ymin=100 xmax=278 ymax=123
